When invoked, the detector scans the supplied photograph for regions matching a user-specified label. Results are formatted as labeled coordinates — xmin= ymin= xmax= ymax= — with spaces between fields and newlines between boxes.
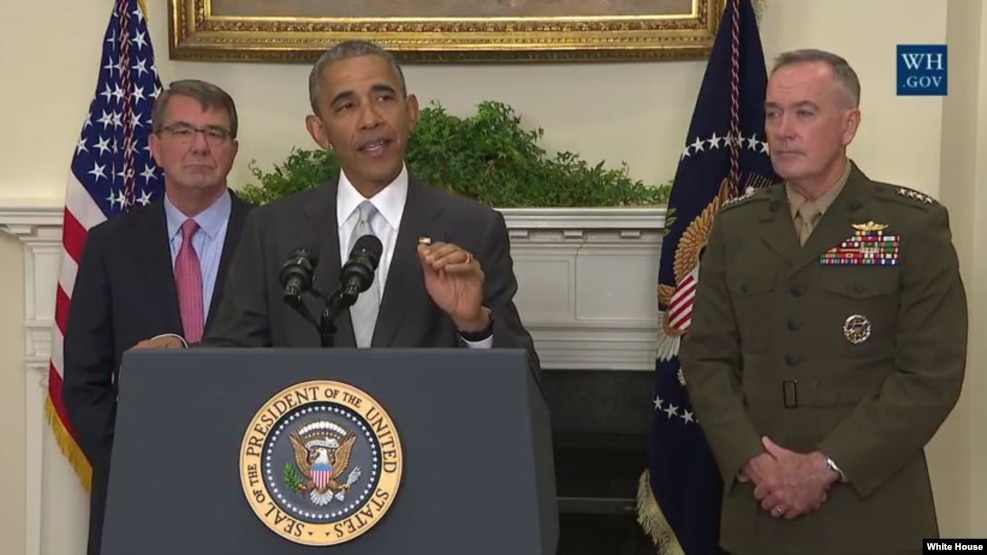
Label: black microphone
xmin=279 ymin=249 xmax=316 ymax=304
xmin=339 ymin=235 xmax=383 ymax=304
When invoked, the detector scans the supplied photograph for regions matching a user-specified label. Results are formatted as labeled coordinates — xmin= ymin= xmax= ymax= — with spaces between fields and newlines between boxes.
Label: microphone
xmin=339 ymin=235 xmax=383 ymax=306
xmin=279 ymin=249 xmax=316 ymax=304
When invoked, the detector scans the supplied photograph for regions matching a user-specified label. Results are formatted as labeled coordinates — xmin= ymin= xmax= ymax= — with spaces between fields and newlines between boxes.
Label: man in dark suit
xmin=62 ymin=79 xmax=253 ymax=555
xmin=679 ymin=49 xmax=966 ymax=555
xmin=143 ymin=41 xmax=539 ymax=373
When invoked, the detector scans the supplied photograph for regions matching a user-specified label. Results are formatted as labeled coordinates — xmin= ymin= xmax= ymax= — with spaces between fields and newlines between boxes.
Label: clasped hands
xmin=742 ymin=436 xmax=841 ymax=520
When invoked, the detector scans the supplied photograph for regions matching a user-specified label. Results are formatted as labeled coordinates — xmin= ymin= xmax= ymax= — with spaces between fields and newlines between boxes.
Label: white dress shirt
xmin=336 ymin=166 xmax=492 ymax=348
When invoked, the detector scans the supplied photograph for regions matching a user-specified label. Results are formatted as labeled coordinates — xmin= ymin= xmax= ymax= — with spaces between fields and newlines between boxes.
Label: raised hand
xmin=417 ymin=240 xmax=487 ymax=331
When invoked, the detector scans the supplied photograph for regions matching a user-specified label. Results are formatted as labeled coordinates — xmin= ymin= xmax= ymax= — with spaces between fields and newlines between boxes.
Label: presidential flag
xmin=47 ymin=0 xmax=164 ymax=491
xmin=636 ymin=0 xmax=777 ymax=552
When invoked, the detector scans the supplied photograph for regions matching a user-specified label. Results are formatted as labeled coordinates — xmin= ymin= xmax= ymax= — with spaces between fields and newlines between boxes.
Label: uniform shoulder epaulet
xmin=721 ymin=185 xmax=774 ymax=212
xmin=872 ymin=182 xmax=940 ymax=209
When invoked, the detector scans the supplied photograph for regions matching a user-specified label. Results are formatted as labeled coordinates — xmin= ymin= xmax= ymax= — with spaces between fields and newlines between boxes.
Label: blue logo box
xmin=897 ymin=44 xmax=947 ymax=96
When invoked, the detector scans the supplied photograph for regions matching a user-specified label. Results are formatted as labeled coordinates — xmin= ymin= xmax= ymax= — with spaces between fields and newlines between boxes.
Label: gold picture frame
xmin=168 ymin=0 xmax=727 ymax=63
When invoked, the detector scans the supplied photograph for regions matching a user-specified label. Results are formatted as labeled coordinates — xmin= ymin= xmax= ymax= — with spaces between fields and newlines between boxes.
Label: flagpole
xmin=637 ymin=0 xmax=777 ymax=552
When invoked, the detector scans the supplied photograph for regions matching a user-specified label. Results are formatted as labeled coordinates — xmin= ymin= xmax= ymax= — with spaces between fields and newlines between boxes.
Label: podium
xmin=101 ymin=348 xmax=558 ymax=555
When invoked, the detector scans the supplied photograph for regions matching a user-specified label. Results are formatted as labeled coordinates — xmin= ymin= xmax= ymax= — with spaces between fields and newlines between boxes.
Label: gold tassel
xmin=44 ymin=396 xmax=92 ymax=494
xmin=636 ymin=469 xmax=685 ymax=555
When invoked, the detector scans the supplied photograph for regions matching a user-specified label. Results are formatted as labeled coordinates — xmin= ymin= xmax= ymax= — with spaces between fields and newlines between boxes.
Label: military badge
xmin=843 ymin=314 xmax=871 ymax=344
xmin=239 ymin=380 xmax=402 ymax=546
xmin=897 ymin=187 xmax=935 ymax=204
xmin=820 ymin=221 xmax=900 ymax=266
xmin=720 ymin=185 xmax=757 ymax=208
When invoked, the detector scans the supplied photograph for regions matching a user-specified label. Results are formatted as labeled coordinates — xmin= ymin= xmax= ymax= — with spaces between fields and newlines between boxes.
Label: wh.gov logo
xmin=897 ymin=44 xmax=947 ymax=96
xmin=239 ymin=380 xmax=403 ymax=546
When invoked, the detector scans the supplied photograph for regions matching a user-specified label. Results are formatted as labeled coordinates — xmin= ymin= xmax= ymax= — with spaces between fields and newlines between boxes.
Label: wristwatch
xmin=458 ymin=309 xmax=494 ymax=342
xmin=825 ymin=457 xmax=846 ymax=482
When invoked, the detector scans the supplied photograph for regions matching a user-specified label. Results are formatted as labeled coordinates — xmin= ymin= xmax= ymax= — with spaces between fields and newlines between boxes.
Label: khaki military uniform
xmin=679 ymin=161 xmax=967 ymax=555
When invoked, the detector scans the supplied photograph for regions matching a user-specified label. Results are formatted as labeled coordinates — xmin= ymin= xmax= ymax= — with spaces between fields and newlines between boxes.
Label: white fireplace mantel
xmin=0 ymin=199 xmax=665 ymax=555
xmin=0 ymin=201 xmax=666 ymax=372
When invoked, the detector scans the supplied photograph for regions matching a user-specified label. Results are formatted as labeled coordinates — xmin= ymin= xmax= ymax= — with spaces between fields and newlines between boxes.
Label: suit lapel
xmin=372 ymin=177 xmax=444 ymax=347
xmin=790 ymin=170 xmax=870 ymax=273
xmin=758 ymin=186 xmax=801 ymax=267
xmin=205 ymin=192 xmax=251 ymax=327
xmin=304 ymin=179 xmax=357 ymax=347
xmin=140 ymin=202 xmax=183 ymax=333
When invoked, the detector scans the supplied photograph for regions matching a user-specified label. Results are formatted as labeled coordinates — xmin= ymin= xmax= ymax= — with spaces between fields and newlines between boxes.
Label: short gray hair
xmin=151 ymin=79 xmax=239 ymax=138
xmin=771 ymin=49 xmax=861 ymax=108
xmin=308 ymin=40 xmax=407 ymax=116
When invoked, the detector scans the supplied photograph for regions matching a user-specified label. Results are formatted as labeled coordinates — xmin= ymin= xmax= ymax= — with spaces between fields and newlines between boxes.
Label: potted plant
xmin=238 ymin=100 xmax=670 ymax=208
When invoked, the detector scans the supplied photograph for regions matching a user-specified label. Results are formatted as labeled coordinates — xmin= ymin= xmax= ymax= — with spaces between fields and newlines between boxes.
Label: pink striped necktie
xmin=175 ymin=218 xmax=204 ymax=343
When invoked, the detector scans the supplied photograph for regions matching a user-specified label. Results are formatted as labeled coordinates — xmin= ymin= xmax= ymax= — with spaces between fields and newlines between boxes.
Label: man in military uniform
xmin=679 ymin=49 xmax=967 ymax=555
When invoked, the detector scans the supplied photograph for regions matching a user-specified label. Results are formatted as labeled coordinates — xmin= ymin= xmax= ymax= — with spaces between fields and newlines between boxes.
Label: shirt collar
xmin=164 ymin=189 xmax=232 ymax=241
xmin=786 ymin=158 xmax=852 ymax=220
xmin=336 ymin=164 xmax=408 ymax=232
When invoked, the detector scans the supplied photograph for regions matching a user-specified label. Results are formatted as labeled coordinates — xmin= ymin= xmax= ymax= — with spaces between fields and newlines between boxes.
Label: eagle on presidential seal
xmin=656 ymin=176 xmax=771 ymax=384
xmin=286 ymin=421 xmax=363 ymax=506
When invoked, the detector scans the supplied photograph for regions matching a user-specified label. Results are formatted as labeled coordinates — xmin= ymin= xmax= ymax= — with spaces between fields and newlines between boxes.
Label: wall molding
xmin=0 ymin=200 xmax=64 ymax=555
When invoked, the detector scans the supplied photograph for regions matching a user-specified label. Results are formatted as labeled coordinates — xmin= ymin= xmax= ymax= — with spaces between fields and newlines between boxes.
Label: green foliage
xmin=283 ymin=462 xmax=304 ymax=492
xmin=239 ymin=100 xmax=671 ymax=208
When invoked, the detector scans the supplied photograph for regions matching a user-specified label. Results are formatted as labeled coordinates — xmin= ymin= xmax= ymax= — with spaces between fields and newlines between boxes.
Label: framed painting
xmin=167 ymin=0 xmax=728 ymax=63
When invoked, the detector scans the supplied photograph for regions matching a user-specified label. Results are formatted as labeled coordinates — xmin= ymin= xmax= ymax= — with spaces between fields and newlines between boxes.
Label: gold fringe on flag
xmin=636 ymin=470 xmax=685 ymax=555
xmin=45 ymin=395 xmax=92 ymax=494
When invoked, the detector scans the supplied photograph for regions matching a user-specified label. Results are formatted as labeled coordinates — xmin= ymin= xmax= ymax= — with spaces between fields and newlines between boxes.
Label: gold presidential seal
xmin=239 ymin=380 xmax=402 ymax=546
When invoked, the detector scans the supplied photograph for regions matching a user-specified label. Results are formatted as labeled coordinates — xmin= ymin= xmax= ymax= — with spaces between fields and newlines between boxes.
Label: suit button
xmin=784 ymin=354 xmax=801 ymax=366
xmin=787 ymin=319 xmax=802 ymax=331
xmin=790 ymin=285 xmax=805 ymax=297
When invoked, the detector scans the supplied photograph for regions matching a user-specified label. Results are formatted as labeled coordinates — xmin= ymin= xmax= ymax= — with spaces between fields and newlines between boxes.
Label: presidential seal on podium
xmin=239 ymin=380 xmax=403 ymax=546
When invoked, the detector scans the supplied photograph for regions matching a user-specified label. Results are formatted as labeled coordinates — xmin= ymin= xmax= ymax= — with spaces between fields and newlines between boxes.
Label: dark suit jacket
xmin=62 ymin=191 xmax=252 ymax=555
xmin=203 ymin=174 xmax=541 ymax=377
xmin=679 ymin=162 xmax=967 ymax=555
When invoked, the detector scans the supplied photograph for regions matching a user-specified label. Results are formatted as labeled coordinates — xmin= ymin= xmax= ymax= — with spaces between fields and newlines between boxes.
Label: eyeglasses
xmin=158 ymin=124 xmax=233 ymax=147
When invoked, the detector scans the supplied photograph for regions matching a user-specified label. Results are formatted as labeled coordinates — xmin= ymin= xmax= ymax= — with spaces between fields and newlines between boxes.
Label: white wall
xmin=939 ymin=0 xmax=987 ymax=536
xmin=1 ymin=0 xmax=984 ymax=552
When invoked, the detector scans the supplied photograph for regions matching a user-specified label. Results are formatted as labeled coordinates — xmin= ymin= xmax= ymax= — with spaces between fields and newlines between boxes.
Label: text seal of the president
xmin=239 ymin=380 xmax=403 ymax=546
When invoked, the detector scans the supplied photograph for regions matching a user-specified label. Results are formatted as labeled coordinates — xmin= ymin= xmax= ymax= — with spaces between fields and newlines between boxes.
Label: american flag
xmin=637 ymin=1 xmax=777 ymax=553
xmin=46 ymin=0 xmax=164 ymax=491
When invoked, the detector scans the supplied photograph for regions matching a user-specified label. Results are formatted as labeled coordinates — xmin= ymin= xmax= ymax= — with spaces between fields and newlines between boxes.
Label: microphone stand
xmin=318 ymin=286 xmax=360 ymax=348
xmin=319 ymin=304 xmax=337 ymax=348
xmin=284 ymin=286 xmax=343 ymax=348
xmin=318 ymin=289 xmax=344 ymax=348
xmin=285 ymin=284 xmax=361 ymax=349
